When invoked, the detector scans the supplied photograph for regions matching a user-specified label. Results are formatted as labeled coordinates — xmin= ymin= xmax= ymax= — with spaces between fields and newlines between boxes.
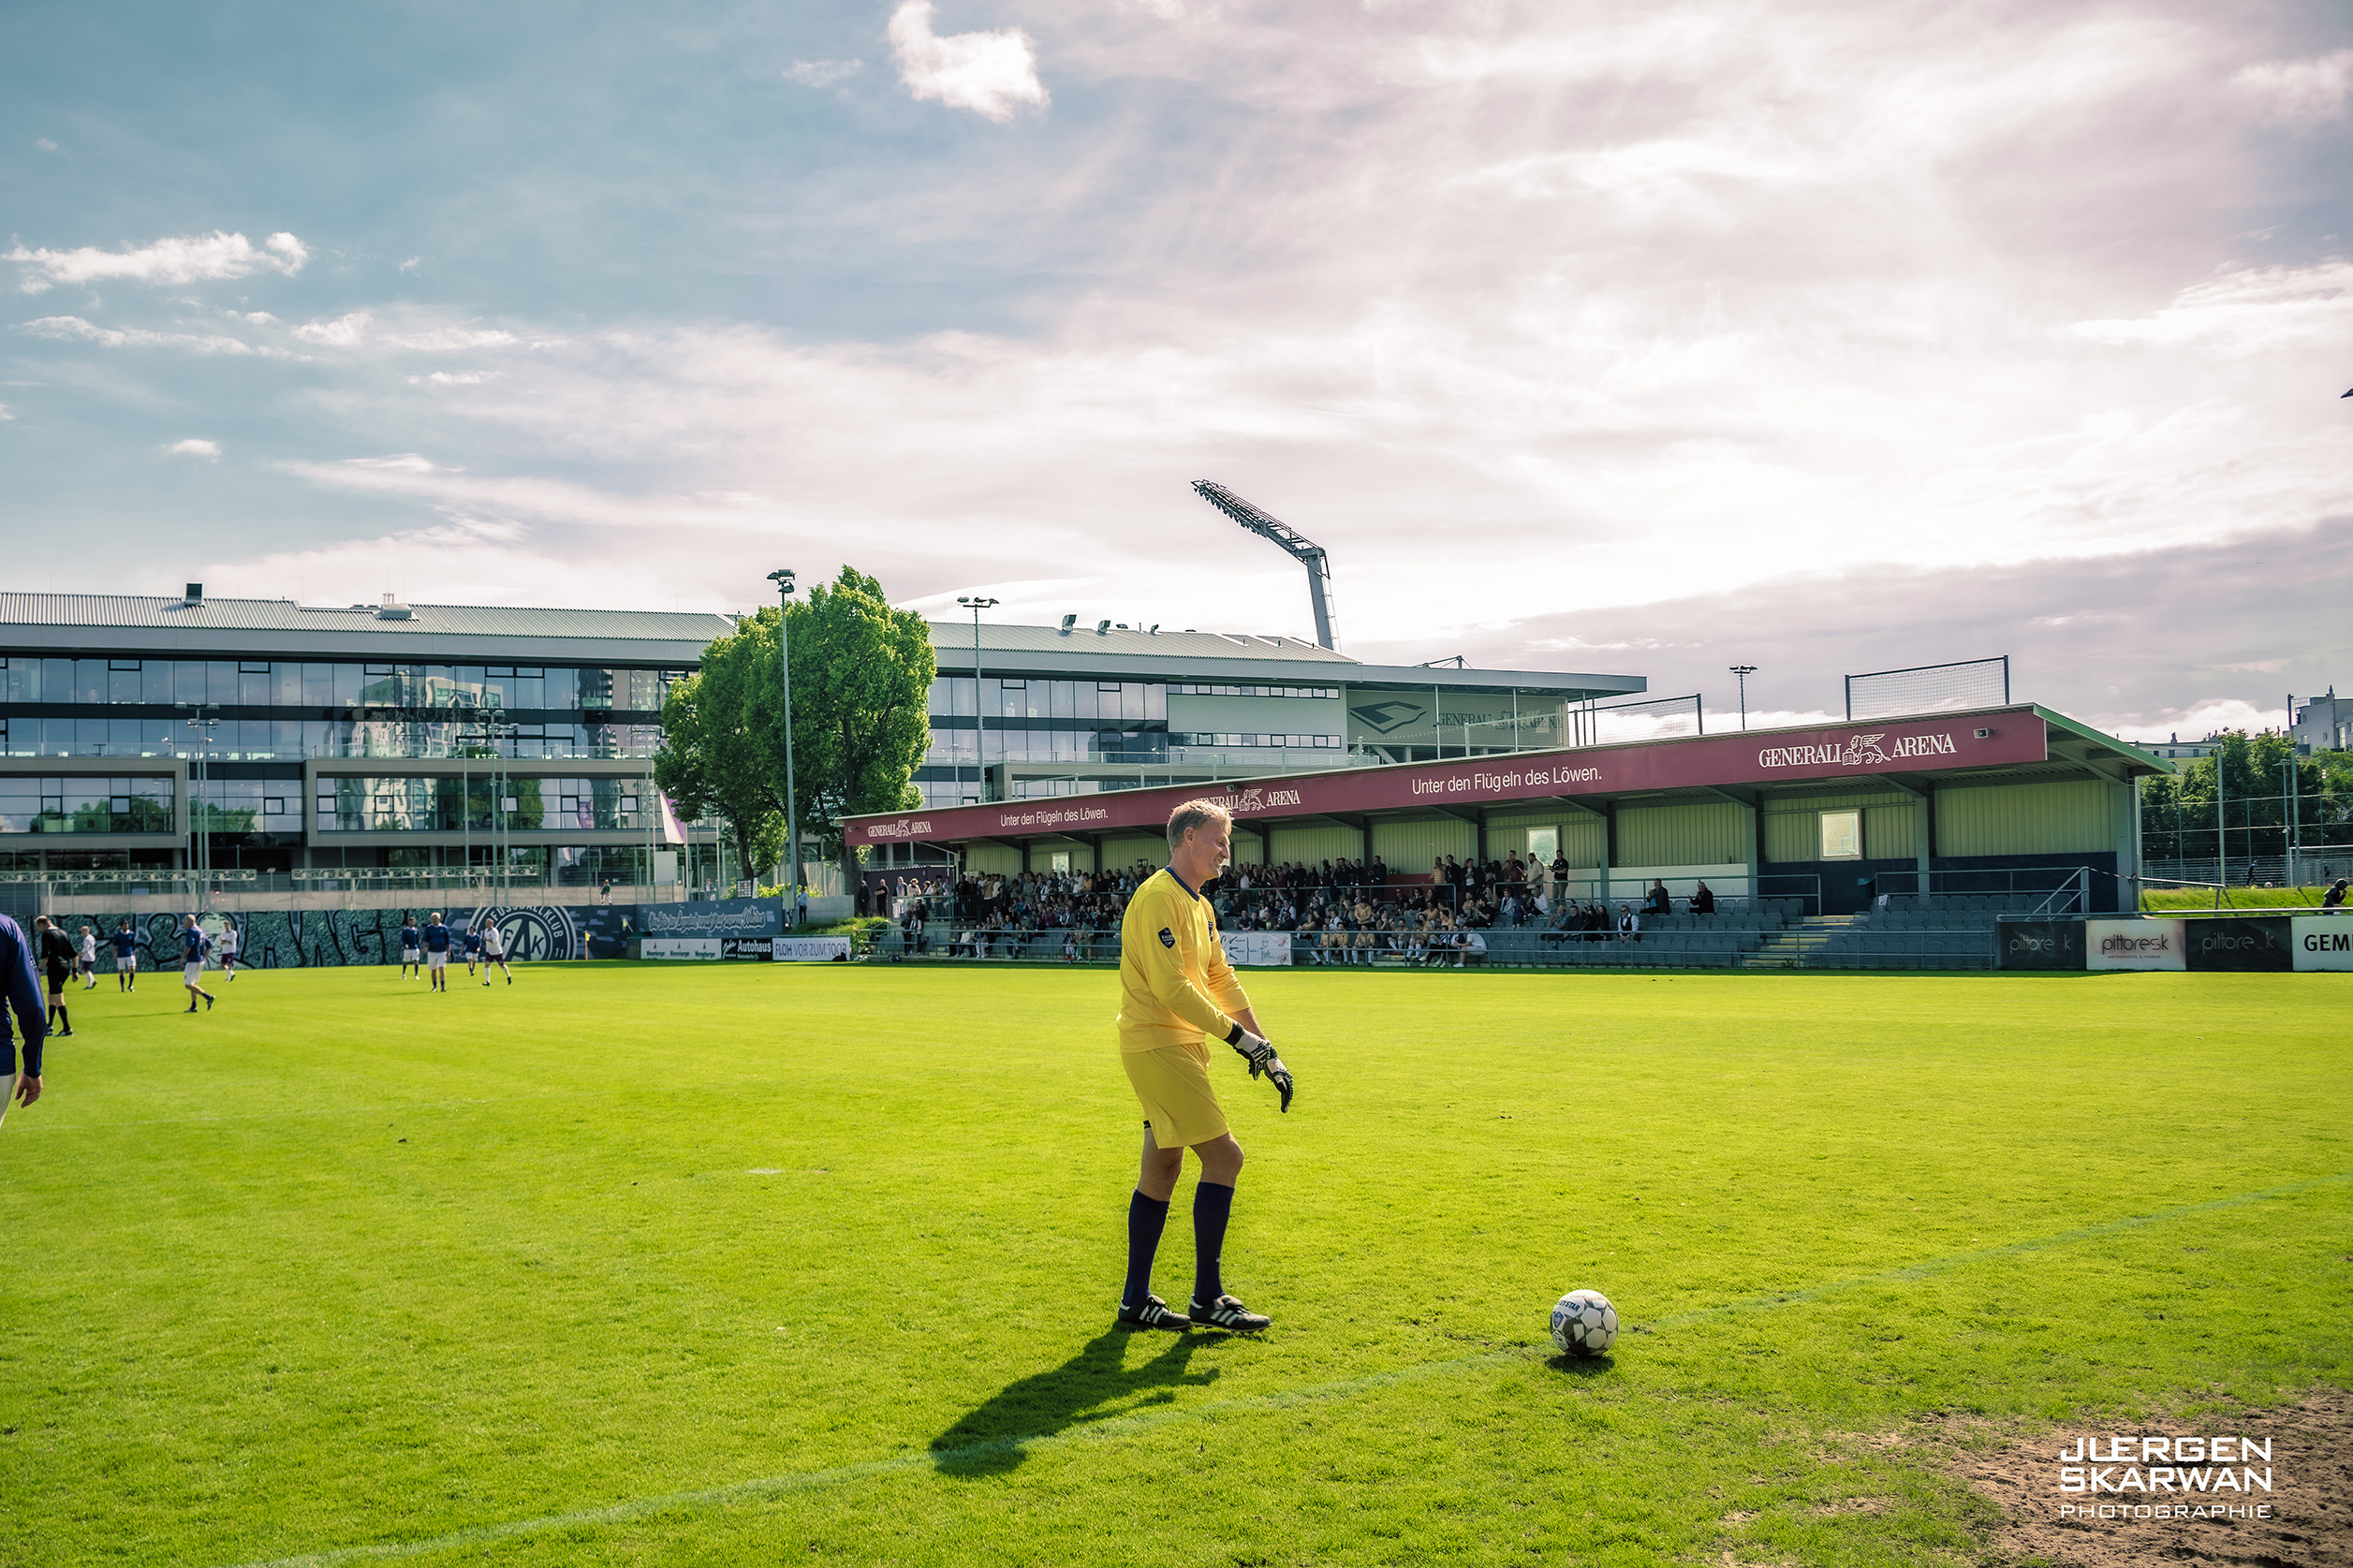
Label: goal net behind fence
xmin=1846 ymin=657 xmax=2009 ymax=722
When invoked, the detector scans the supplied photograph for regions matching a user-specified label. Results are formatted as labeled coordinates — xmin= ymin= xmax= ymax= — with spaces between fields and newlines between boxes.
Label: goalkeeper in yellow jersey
xmin=1113 ymin=799 xmax=1294 ymax=1334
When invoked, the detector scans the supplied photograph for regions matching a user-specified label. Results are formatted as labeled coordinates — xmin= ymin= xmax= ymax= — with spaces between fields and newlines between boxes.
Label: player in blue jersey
xmin=398 ymin=916 xmax=422 ymax=979
xmin=179 ymin=914 xmax=216 ymax=1013
xmin=461 ymin=922 xmax=483 ymax=978
xmin=0 ymin=912 xmax=49 ymax=1128
xmin=110 ymin=919 xmax=140 ymax=992
xmin=421 ymin=913 xmax=453 ymax=992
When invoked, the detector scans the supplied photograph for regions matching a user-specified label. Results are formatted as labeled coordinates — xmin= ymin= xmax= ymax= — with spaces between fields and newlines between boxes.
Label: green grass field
xmin=4 ymin=962 xmax=2348 ymax=1567
xmin=2140 ymin=886 xmax=2338 ymax=912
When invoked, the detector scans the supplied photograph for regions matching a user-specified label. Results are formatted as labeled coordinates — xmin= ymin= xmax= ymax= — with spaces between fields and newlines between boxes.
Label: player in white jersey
xmin=78 ymin=926 xmax=98 ymax=989
xmin=216 ymin=917 xmax=240 ymax=979
xmin=479 ymin=920 xmax=513 ymax=985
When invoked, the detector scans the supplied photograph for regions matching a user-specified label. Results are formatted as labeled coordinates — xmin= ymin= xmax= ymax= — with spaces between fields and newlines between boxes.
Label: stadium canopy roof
xmin=0 ymin=592 xmax=737 ymax=664
xmin=842 ymin=703 xmax=2170 ymax=851
xmin=925 ymin=620 xmax=1645 ymax=699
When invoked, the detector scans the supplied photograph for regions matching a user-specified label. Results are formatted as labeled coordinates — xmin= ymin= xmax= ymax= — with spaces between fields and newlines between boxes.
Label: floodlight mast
xmin=1191 ymin=481 xmax=1337 ymax=650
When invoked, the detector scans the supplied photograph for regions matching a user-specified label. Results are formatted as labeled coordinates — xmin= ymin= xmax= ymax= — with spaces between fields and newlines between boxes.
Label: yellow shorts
xmin=1122 ymin=1040 xmax=1228 ymax=1150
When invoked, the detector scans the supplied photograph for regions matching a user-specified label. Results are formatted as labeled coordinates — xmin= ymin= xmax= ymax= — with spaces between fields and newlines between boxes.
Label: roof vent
xmin=1096 ymin=619 xmax=1112 ymax=636
xmin=1059 ymin=614 xmax=1076 ymax=637
xmin=375 ymin=593 xmax=414 ymax=622
xmin=184 ymin=582 xmax=204 ymax=607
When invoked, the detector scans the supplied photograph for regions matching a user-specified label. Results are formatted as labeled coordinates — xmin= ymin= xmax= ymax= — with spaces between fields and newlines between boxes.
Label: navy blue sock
xmin=1192 ymin=1180 xmax=1235 ymax=1305
xmin=1121 ymin=1190 xmax=1170 ymax=1310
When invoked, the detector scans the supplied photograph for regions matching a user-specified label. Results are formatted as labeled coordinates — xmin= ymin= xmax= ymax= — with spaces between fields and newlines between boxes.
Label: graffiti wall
xmin=63 ymin=904 xmax=652 ymax=970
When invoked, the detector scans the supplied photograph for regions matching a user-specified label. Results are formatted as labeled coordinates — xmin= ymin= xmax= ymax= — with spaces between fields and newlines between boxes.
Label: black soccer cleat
xmin=1115 ymin=1294 xmax=1192 ymax=1332
xmin=1189 ymin=1295 xmax=1272 ymax=1332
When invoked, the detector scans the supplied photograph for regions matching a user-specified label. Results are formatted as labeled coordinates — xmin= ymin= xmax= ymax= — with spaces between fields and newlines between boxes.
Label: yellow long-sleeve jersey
xmin=1116 ymin=868 xmax=1250 ymax=1052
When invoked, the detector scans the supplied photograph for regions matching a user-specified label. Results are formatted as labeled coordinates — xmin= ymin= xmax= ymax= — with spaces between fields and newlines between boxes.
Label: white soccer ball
xmin=1550 ymin=1288 xmax=1619 ymax=1356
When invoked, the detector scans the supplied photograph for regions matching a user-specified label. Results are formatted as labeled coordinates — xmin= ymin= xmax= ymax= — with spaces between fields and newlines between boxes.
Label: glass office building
xmin=1 ymin=590 xmax=1647 ymax=876
xmin=0 ymin=590 xmax=734 ymax=877
xmin=909 ymin=622 xmax=1644 ymax=811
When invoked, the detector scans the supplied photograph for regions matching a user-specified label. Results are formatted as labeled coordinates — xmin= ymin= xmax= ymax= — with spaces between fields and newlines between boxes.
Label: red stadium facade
xmin=843 ymin=705 xmax=2168 ymax=916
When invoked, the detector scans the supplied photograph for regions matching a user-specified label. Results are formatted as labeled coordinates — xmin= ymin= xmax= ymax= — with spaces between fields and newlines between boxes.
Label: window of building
xmin=1526 ymin=826 xmax=1559 ymax=861
xmin=1819 ymin=810 xmax=1861 ymax=860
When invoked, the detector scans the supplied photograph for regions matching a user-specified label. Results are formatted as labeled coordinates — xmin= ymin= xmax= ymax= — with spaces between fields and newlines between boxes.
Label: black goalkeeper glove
xmin=1225 ymin=1024 xmax=1295 ymax=1112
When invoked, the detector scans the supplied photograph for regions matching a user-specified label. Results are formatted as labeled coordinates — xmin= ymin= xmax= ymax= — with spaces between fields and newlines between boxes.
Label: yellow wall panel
xmin=1268 ymin=824 xmax=1361 ymax=866
xmin=1936 ymin=780 xmax=2117 ymax=857
xmin=1371 ymin=817 xmax=1475 ymax=874
xmin=1617 ymin=802 xmax=1745 ymax=867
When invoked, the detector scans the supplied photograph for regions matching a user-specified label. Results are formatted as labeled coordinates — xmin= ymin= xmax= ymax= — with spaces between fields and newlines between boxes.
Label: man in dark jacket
xmin=1 ymin=913 xmax=50 ymax=1125
xmin=33 ymin=914 xmax=76 ymax=1038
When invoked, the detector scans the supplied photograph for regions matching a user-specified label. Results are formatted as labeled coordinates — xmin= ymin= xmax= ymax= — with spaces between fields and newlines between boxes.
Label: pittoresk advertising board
xmin=844 ymin=711 xmax=2050 ymax=848
xmin=2085 ymin=919 xmax=2186 ymax=971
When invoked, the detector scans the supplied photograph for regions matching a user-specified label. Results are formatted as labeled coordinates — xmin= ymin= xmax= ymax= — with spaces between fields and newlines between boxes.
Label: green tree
xmin=787 ymin=567 xmax=936 ymax=886
xmin=654 ymin=615 xmax=791 ymax=883
xmin=2139 ymin=731 xmax=2348 ymax=874
xmin=655 ymin=566 xmax=935 ymax=887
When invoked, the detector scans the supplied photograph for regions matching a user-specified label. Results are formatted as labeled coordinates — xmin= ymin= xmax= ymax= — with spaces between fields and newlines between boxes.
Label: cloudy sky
xmin=3 ymin=0 xmax=2347 ymax=739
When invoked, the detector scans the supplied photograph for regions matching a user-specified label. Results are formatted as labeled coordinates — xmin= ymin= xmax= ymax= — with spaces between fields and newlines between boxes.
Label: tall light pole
xmin=958 ymin=595 xmax=998 ymax=802
xmin=1729 ymin=667 xmax=1757 ymax=732
xmin=767 ymin=569 xmax=801 ymax=922
xmin=177 ymin=701 xmax=219 ymax=889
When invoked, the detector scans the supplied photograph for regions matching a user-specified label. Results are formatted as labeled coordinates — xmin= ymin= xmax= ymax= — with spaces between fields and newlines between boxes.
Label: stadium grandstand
xmin=849 ymin=702 xmax=2173 ymax=970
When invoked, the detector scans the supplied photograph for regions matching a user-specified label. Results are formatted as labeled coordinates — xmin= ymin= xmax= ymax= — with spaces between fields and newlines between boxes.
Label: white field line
xmin=225 ymin=1168 xmax=2351 ymax=1568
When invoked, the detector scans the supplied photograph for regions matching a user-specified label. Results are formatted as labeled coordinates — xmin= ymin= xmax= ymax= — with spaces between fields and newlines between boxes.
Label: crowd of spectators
xmin=875 ymin=856 xmax=1728 ymax=963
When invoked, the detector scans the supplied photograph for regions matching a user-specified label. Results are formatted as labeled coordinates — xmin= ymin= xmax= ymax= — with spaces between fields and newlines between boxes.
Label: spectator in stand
xmin=1690 ymin=882 xmax=1716 ymax=916
xmin=2326 ymin=879 xmax=2348 ymax=913
xmin=1643 ymin=880 xmax=1671 ymax=917
xmin=1617 ymin=902 xmax=1640 ymax=943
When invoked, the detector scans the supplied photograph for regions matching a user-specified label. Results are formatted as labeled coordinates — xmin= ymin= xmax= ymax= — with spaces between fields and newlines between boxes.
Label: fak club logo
xmin=1158 ymin=927 xmax=1175 ymax=948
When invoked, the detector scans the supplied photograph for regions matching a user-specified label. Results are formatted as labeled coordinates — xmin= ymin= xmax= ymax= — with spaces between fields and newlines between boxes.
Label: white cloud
xmin=406 ymin=370 xmax=495 ymax=385
xmin=289 ymin=312 xmax=528 ymax=352
xmin=35 ymin=138 xmax=58 ymax=153
xmin=390 ymin=325 xmax=521 ymax=351
xmin=2069 ymin=262 xmax=2353 ymax=353
xmin=2231 ymin=48 xmax=2353 ymax=125
xmin=888 ymin=1 xmax=1048 ymax=122
xmin=784 ymin=58 xmax=864 ymax=88
xmin=18 ymin=314 xmax=287 ymax=357
xmin=293 ymin=311 xmax=373 ymax=346
xmin=399 ymin=256 xmax=423 ymax=272
xmin=5 ymin=229 xmax=307 ymax=295
xmin=0 ymin=403 xmax=13 ymax=420
xmin=165 ymin=438 xmax=222 ymax=459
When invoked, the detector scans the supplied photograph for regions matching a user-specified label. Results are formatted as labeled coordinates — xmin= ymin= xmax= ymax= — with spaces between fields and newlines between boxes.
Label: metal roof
xmin=0 ymin=592 xmax=737 ymax=665
xmin=929 ymin=621 xmax=1358 ymax=663
xmin=925 ymin=621 xmax=1645 ymax=698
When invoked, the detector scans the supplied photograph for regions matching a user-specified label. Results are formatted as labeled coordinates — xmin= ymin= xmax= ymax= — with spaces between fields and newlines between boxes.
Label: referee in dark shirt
xmin=1 ymin=913 xmax=50 ymax=1126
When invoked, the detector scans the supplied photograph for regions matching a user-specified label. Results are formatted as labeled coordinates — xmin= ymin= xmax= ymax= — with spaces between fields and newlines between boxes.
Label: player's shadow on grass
xmin=930 ymin=1329 xmax=1216 ymax=1477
